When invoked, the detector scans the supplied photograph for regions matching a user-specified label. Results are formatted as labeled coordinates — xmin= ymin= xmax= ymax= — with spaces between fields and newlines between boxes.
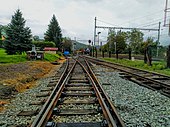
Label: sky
xmin=0 ymin=0 xmax=170 ymax=45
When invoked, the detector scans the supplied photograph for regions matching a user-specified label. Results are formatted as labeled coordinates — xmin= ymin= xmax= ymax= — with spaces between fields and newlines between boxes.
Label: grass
xmin=102 ymin=58 xmax=170 ymax=76
xmin=43 ymin=53 xmax=60 ymax=62
xmin=0 ymin=48 xmax=27 ymax=63
xmin=0 ymin=48 xmax=61 ymax=64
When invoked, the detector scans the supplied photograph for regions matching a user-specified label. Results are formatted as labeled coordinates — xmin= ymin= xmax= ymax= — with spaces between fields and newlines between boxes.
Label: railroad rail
xmin=83 ymin=56 xmax=170 ymax=97
xmin=31 ymin=57 xmax=125 ymax=127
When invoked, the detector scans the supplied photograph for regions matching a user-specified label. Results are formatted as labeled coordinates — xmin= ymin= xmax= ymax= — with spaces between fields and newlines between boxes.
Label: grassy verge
xmin=43 ymin=53 xmax=60 ymax=62
xmin=102 ymin=58 xmax=170 ymax=76
xmin=0 ymin=48 xmax=61 ymax=64
xmin=0 ymin=48 xmax=27 ymax=63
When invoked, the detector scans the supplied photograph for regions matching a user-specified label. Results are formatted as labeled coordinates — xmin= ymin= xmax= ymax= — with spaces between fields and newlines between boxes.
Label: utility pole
xmin=73 ymin=37 xmax=76 ymax=55
xmin=94 ymin=17 xmax=159 ymax=59
xmin=157 ymin=22 xmax=161 ymax=57
xmin=94 ymin=17 xmax=97 ymax=57
xmin=164 ymin=0 xmax=169 ymax=26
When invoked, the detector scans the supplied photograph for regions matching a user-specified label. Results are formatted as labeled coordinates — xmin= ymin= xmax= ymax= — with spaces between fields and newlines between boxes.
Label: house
xmin=43 ymin=47 xmax=58 ymax=54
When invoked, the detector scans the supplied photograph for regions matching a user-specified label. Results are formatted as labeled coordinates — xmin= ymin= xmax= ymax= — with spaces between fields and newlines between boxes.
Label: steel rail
xmin=31 ymin=59 xmax=77 ymax=127
xmin=85 ymin=56 xmax=170 ymax=80
xmin=84 ymin=56 xmax=170 ymax=96
xmin=77 ymin=59 xmax=124 ymax=127
xmin=84 ymin=57 xmax=125 ymax=127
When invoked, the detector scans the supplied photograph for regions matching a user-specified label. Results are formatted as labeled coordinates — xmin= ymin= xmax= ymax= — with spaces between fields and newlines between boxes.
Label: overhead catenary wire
xmin=95 ymin=8 xmax=169 ymax=46
xmin=118 ymin=9 xmax=164 ymax=26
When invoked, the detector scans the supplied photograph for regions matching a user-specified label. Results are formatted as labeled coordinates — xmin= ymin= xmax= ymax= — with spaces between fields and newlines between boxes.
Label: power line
xmin=97 ymin=19 xmax=119 ymax=27
xmin=96 ymin=26 xmax=159 ymax=31
xmin=118 ymin=9 xmax=164 ymax=26
xmin=97 ymin=12 xmax=165 ymax=31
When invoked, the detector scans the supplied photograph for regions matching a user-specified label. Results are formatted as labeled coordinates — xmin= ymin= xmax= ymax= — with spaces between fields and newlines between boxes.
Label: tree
xmin=115 ymin=31 xmax=127 ymax=53
xmin=0 ymin=25 xmax=8 ymax=47
xmin=107 ymin=30 xmax=116 ymax=53
xmin=44 ymin=15 xmax=62 ymax=49
xmin=129 ymin=29 xmax=144 ymax=54
xmin=4 ymin=9 xmax=32 ymax=54
xmin=142 ymin=37 xmax=154 ymax=65
xmin=33 ymin=35 xmax=40 ymax=41
xmin=62 ymin=37 xmax=72 ymax=52
xmin=107 ymin=30 xmax=127 ymax=53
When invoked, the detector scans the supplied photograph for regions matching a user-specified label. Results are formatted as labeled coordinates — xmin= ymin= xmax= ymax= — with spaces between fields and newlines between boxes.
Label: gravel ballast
xmin=0 ymin=63 xmax=65 ymax=127
xmin=93 ymin=64 xmax=170 ymax=127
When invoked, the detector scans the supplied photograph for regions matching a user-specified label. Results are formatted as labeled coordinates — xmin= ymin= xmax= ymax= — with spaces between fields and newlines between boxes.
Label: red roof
xmin=44 ymin=47 xmax=58 ymax=51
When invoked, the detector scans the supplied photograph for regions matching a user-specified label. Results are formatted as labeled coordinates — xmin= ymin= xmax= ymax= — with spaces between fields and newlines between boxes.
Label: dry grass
xmin=0 ymin=58 xmax=66 ymax=112
xmin=0 ymin=61 xmax=62 ymax=92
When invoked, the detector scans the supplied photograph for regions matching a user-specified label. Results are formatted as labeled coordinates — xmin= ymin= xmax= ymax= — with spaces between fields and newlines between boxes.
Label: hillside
xmin=72 ymin=41 xmax=89 ymax=50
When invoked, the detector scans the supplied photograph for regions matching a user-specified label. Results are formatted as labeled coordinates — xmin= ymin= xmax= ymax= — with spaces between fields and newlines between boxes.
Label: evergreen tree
xmin=44 ymin=15 xmax=62 ymax=49
xmin=4 ymin=9 xmax=32 ymax=54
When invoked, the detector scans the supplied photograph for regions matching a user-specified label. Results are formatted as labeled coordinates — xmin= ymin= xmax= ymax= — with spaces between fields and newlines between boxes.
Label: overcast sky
xmin=0 ymin=0 xmax=169 ymax=45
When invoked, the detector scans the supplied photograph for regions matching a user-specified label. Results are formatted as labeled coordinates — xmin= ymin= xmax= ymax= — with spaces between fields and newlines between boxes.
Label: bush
xmin=155 ymin=64 xmax=165 ymax=70
xmin=32 ymin=41 xmax=56 ymax=50
xmin=0 ymin=40 xmax=2 ymax=48
xmin=56 ymin=51 xmax=63 ymax=56
xmin=44 ymin=53 xmax=60 ymax=62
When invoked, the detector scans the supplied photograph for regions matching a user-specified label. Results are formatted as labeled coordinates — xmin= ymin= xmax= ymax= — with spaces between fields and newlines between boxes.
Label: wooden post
xmin=102 ymin=51 xmax=104 ymax=58
xmin=128 ymin=48 xmax=131 ymax=60
xmin=116 ymin=50 xmax=118 ymax=59
xmin=109 ymin=51 xmax=111 ymax=58
xmin=146 ymin=45 xmax=152 ymax=66
xmin=95 ymin=47 xmax=97 ymax=58
xmin=167 ymin=45 xmax=170 ymax=68
xmin=144 ymin=48 xmax=147 ymax=64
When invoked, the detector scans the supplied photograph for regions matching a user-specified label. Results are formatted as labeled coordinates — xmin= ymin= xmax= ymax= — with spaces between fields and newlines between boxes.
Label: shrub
xmin=44 ymin=53 xmax=60 ymax=62
xmin=32 ymin=41 xmax=56 ymax=50
xmin=0 ymin=40 xmax=2 ymax=48
xmin=56 ymin=51 xmax=63 ymax=56
xmin=155 ymin=64 xmax=165 ymax=70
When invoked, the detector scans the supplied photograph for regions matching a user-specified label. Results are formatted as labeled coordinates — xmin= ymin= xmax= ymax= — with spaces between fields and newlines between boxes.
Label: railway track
xmin=31 ymin=57 xmax=125 ymax=127
xmin=84 ymin=56 xmax=170 ymax=97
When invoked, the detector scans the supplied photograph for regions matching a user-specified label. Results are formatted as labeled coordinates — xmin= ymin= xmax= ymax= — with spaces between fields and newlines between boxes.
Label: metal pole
xmin=164 ymin=0 xmax=168 ymax=26
xmin=94 ymin=17 xmax=97 ymax=57
xmin=157 ymin=22 xmax=161 ymax=57
xmin=98 ymin=33 xmax=99 ymax=46
xmin=73 ymin=37 xmax=76 ymax=56
xmin=115 ymin=41 xmax=116 ymax=56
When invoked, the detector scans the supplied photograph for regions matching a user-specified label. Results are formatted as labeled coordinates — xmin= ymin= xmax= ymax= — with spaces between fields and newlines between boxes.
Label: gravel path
xmin=93 ymin=64 xmax=170 ymax=127
xmin=0 ymin=63 xmax=65 ymax=127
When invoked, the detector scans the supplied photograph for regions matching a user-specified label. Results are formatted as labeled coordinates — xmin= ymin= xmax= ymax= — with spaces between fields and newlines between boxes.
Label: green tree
xmin=0 ymin=25 xmax=8 ymax=47
xmin=32 ymin=41 xmax=56 ymax=50
xmin=107 ymin=30 xmax=127 ymax=53
xmin=129 ymin=29 xmax=144 ymax=54
xmin=62 ymin=37 xmax=72 ymax=52
xmin=107 ymin=30 xmax=116 ymax=53
xmin=140 ymin=37 xmax=154 ymax=54
xmin=0 ymin=25 xmax=4 ymax=47
xmin=115 ymin=31 xmax=127 ymax=53
xmin=44 ymin=15 xmax=62 ymax=49
xmin=4 ymin=9 xmax=32 ymax=54
xmin=33 ymin=35 xmax=40 ymax=41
